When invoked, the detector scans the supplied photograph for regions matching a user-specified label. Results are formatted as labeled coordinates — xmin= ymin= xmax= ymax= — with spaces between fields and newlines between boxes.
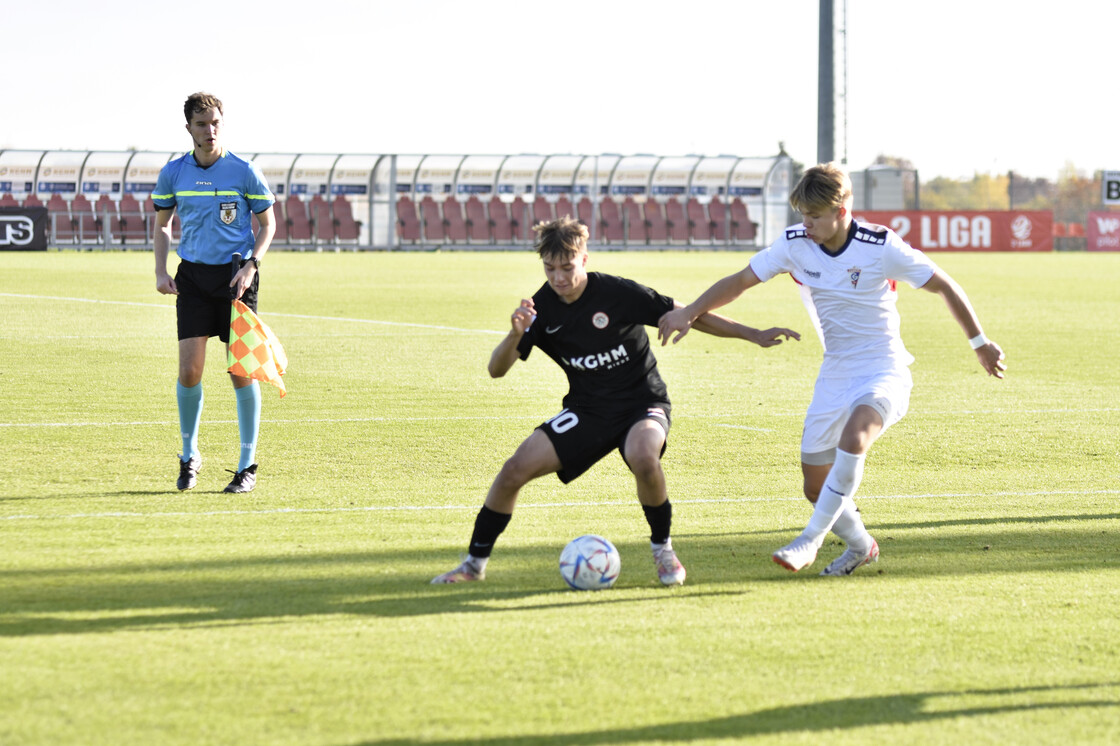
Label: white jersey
xmin=749 ymin=220 xmax=938 ymax=378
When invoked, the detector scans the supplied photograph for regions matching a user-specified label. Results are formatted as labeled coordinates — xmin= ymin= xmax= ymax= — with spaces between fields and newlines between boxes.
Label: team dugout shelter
xmin=0 ymin=149 xmax=794 ymax=251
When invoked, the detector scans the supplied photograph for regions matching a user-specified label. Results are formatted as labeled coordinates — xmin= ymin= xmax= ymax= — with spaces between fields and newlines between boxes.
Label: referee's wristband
xmin=969 ymin=333 xmax=989 ymax=350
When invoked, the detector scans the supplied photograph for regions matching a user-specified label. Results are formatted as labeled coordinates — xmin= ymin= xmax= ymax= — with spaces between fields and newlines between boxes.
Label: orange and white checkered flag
xmin=227 ymin=300 xmax=288 ymax=397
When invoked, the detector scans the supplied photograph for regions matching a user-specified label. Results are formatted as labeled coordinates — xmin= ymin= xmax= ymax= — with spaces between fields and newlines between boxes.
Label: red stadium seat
xmin=623 ymin=197 xmax=646 ymax=244
xmin=664 ymin=198 xmax=688 ymax=242
xmin=22 ymin=194 xmax=44 ymax=208
xmin=47 ymin=193 xmax=76 ymax=243
xmin=465 ymin=196 xmax=490 ymax=242
xmin=71 ymin=194 xmax=100 ymax=242
xmin=576 ymin=197 xmax=594 ymax=230
xmin=1067 ymin=222 xmax=1085 ymax=237
xmin=644 ymin=199 xmax=668 ymax=243
xmin=488 ymin=196 xmax=512 ymax=243
xmin=332 ymin=196 xmax=359 ymax=242
xmin=686 ymin=198 xmax=711 ymax=242
xmin=443 ymin=198 xmax=468 ymax=243
xmin=285 ymin=195 xmax=311 ymax=241
xmin=94 ymin=194 xmax=118 ymax=242
xmin=396 ymin=195 xmax=421 ymax=242
xmin=0 ymin=193 xmax=19 ymax=207
xmin=556 ymin=196 xmax=574 ymax=221
xmin=1051 ymin=222 xmax=1067 ymax=238
xmin=419 ymin=196 xmax=446 ymax=242
xmin=599 ymin=198 xmax=623 ymax=243
xmin=310 ymin=195 xmax=334 ymax=243
xmin=510 ymin=197 xmax=533 ymax=241
xmin=269 ymin=200 xmax=288 ymax=243
xmin=729 ymin=198 xmax=758 ymax=243
xmin=118 ymin=193 xmax=146 ymax=242
xmin=708 ymin=196 xmax=727 ymax=242
xmin=532 ymin=195 xmax=553 ymax=227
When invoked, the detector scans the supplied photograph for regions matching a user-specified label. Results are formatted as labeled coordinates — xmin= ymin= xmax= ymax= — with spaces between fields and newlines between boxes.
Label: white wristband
xmin=969 ymin=333 xmax=989 ymax=350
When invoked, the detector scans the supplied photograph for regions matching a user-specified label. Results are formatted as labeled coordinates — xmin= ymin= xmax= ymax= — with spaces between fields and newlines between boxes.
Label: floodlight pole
xmin=818 ymin=0 xmax=835 ymax=165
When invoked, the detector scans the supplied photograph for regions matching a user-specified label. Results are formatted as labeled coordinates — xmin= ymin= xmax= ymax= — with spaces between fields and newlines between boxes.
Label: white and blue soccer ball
xmin=559 ymin=534 xmax=621 ymax=590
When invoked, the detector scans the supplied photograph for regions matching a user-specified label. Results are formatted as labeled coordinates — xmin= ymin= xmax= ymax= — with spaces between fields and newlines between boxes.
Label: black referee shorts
xmin=537 ymin=401 xmax=671 ymax=484
xmin=175 ymin=258 xmax=259 ymax=342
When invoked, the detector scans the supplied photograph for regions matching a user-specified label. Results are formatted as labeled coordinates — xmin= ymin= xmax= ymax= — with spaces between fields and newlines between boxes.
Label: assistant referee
xmin=153 ymin=92 xmax=277 ymax=494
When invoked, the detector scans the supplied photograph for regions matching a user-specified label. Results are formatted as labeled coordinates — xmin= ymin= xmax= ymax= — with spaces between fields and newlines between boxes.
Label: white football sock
xmin=802 ymin=449 xmax=866 ymax=543
xmin=831 ymin=503 xmax=873 ymax=553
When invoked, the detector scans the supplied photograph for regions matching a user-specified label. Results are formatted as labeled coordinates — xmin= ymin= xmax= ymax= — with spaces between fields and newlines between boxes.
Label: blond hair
xmin=789 ymin=162 xmax=852 ymax=213
xmin=533 ymin=214 xmax=588 ymax=261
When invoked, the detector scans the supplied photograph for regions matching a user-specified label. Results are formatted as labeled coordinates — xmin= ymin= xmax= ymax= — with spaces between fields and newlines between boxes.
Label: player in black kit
xmin=432 ymin=216 xmax=799 ymax=586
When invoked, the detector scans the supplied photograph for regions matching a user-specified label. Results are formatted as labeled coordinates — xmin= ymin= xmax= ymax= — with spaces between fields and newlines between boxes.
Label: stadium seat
xmin=686 ymin=198 xmax=711 ymax=243
xmin=284 ymin=195 xmax=312 ymax=242
xmin=46 ymin=193 xmax=76 ymax=243
xmin=145 ymin=212 xmax=182 ymax=243
xmin=396 ymin=195 xmax=421 ymax=243
xmin=465 ymin=195 xmax=490 ymax=242
xmin=708 ymin=196 xmax=728 ymax=242
xmin=623 ymin=197 xmax=646 ymax=244
xmin=70 ymin=194 xmax=100 ymax=243
xmin=556 ymin=196 xmax=574 ymax=221
xmin=269 ymin=200 xmax=288 ymax=243
xmin=488 ymin=196 xmax=512 ymax=243
xmin=0 ymin=193 xmax=19 ymax=207
xmin=729 ymin=198 xmax=758 ymax=243
xmin=22 ymin=194 xmax=44 ymax=208
xmin=599 ymin=198 xmax=623 ymax=243
xmin=509 ymin=197 xmax=533 ymax=241
xmin=443 ymin=198 xmax=468 ymax=243
xmin=419 ymin=195 xmax=446 ymax=242
xmin=665 ymin=198 xmax=689 ymax=242
xmin=1051 ymin=222 xmax=1067 ymax=238
xmin=643 ymin=199 xmax=668 ymax=243
xmin=1067 ymin=222 xmax=1085 ymax=237
xmin=332 ymin=196 xmax=359 ymax=242
xmin=532 ymin=195 xmax=553 ymax=227
xmin=310 ymin=195 xmax=334 ymax=243
xmin=576 ymin=197 xmax=594 ymax=229
xmin=94 ymin=194 xmax=118 ymax=243
xmin=118 ymin=194 xmax=146 ymax=242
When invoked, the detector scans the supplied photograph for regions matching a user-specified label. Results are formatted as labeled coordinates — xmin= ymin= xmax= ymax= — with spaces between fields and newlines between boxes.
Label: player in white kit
xmin=658 ymin=163 xmax=1006 ymax=576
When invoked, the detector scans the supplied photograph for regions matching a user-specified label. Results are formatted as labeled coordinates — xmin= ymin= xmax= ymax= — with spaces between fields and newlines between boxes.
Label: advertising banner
xmin=1102 ymin=172 xmax=1120 ymax=205
xmin=1086 ymin=210 xmax=1120 ymax=251
xmin=854 ymin=210 xmax=1052 ymax=252
xmin=0 ymin=206 xmax=48 ymax=250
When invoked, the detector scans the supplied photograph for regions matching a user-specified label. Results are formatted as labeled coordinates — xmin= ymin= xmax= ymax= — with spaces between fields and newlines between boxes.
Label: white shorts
xmin=800 ymin=368 xmax=913 ymax=465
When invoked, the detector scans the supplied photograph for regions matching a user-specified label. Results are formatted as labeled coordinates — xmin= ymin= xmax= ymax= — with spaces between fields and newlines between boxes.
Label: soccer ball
xmin=559 ymin=534 xmax=620 ymax=590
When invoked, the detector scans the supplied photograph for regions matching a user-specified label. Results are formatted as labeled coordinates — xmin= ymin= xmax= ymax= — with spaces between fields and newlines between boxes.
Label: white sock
xmin=803 ymin=449 xmax=866 ymax=543
xmin=831 ymin=503 xmax=873 ymax=553
xmin=466 ymin=555 xmax=489 ymax=573
xmin=651 ymin=539 xmax=673 ymax=554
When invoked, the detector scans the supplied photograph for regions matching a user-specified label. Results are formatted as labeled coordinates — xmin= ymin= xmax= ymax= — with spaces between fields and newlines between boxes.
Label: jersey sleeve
xmin=244 ymin=161 xmax=275 ymax=214
xmin=883 ymin=232 xmax=939 ymax=288
xmin=747 ymin=232 xmax=794 ymax=282
xmin=613 ymin=276 xmax=674 ymax=326
xmin=151 ymin=162 xmax=177 ymax=211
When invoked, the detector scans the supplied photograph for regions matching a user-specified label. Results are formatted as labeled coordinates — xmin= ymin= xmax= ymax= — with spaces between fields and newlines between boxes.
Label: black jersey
xmin=517 ymin=272 xmax=675 ymax=410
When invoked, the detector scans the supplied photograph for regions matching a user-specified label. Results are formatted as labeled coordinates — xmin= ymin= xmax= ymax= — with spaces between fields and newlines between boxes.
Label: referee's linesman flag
xmin=227 ymin=300 xmax=288 ymax=397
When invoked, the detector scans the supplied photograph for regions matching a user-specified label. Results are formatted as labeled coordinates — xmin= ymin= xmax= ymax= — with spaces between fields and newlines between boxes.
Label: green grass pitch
xmin=1 ymin=248 xmax=1118 ymax=745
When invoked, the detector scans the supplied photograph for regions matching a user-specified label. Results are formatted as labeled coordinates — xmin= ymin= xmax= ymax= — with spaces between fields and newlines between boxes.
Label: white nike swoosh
xmin=545 ymin=325 xmax=563 ymax=334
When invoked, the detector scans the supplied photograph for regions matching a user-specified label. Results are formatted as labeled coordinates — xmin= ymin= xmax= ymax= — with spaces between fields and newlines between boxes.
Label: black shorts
xmin=537 ymin=401 xmax=671 ymax=484
xmin=175 ymin=258 xmax=259 ymax=342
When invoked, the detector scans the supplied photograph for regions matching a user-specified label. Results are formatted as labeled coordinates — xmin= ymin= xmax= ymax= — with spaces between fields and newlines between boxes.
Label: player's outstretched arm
xmin=689 ymin=307 xmax=800 ymax=347
xmin=921 ymin=269 xmax=1007 ymax=379
xmin=657 ymin=266 xmax=761 ymax=345
xmin=488 ymin=298 xmax=536 ymax=378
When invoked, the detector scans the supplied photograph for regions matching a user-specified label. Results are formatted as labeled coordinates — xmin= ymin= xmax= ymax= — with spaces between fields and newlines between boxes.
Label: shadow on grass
xmin=352 ymin=682 xmax=1119 ymax=745
xmin=1 ymin=516 xmax=1117 ymax=637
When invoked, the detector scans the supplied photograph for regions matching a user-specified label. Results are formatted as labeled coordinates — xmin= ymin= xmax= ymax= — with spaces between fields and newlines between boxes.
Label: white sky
xmin=2 ymin=0 xmax=1113 ymax=181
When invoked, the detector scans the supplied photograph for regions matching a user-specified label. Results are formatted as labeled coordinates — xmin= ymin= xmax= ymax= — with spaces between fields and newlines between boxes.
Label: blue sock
xmin=235 ymin=382 xmax=261 ymax=471
xmin=176 ymin=381 xmax=203 ymax=461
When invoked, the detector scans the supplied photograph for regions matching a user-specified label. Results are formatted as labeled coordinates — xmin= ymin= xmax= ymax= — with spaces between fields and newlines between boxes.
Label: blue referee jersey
xmin=151 ymin=150 xmax=274 ymax=265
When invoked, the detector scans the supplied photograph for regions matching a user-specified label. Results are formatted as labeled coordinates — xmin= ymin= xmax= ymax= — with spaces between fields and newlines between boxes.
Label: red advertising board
xmin=854 ymin=211 xmax=1053 ymax=252
xmin=1086 ymin=211 xmax=1120 ymax=251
